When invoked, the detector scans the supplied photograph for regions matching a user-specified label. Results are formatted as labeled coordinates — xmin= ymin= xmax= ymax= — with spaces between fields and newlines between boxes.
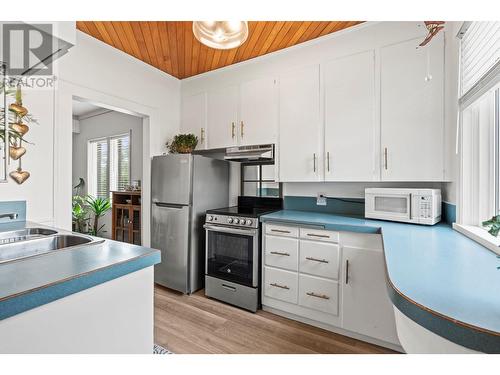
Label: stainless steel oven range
xmin=203 ymin=197 xmax=282 ymax=312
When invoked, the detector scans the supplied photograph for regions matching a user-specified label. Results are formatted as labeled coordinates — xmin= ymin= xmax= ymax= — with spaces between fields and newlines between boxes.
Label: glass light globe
xmin=192 ymin=21 xmax=249 ymax=50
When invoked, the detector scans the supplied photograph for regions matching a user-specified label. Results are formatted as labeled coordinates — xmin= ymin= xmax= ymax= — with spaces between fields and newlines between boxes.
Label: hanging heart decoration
xmin=9 ymin=168 xmax=30 ymax=184
xmin=9 ymin=103 xmax=28 ymax=117
xmin=9 ymin=145 xmax=26 ymax=160
xmin=11 ymin=122 xmax=29 ymax=136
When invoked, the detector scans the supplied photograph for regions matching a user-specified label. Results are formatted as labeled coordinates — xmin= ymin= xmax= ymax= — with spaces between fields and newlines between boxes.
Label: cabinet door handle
xmin=305 ymin=256 xmax=329 ymax=264
xmin=306 ymin=233 xmax=329 ymax=238
xmin=270 ymin=282 xmax=290 ymax=290
xmin=327 ymin=152 xmax=330 ymax=172
xmin=270 ymin=229 xmax=291 ymax=234
xmin=345 ymin=259 xmax=349 ymax=285
xmin=270 ymin=251 xmax=290 ymax=256
xmin=231 ymin=122 xmax=235 ymax=139
xmin=384 ymin=147 xmax=388 ymax=170
xmin=313 ymin=153 xmax=316 ymax=172
xmin=306 ymin=292 xmax=330 ymax=300
xmin=240 ymin=121 xmax=244 ymax=138
xmin=200 ymin=128 xmax=205 ymax=144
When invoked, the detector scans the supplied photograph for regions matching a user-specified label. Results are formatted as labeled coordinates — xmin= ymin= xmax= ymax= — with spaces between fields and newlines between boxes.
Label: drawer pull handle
xmin=306 ymin=233 xmax=330 ymax=238
xmin=270 ymin=251 xmax=290 ymax=256
xmin=270 ymin=282 xmax=290 ymax=290
xmin=306 ymin=292 xmax=330 ymax=300
xmin=271 ymin=229 xmax=291 ymax=234
xmin=222 ymin=284 xmax=237 ymax=292
xmin=305 ymin=256 xmax=329 ymax=264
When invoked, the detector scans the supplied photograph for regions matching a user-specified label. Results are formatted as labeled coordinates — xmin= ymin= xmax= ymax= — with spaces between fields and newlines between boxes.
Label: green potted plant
xmin=72 ymin=195 xmax=90 ymax=233
xmin=166 ymin=133 xmax=198 ymax=154
xmin=86 ymin=195 xmax=111 ymax=236
xmin=482 ymin=215 xmax=500 ymax=237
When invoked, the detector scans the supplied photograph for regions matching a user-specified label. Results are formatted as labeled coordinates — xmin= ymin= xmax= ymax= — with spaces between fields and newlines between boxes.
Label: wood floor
xmin=154 ymin=285 xmax=397 ymax=354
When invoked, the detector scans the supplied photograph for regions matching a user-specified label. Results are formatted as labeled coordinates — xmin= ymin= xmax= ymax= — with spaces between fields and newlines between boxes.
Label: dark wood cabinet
xmin=112 ymin=191 xmax=141 ymax=245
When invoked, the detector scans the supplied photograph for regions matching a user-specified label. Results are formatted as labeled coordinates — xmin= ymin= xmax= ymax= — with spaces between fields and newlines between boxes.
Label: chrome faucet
xmin=0 ymin=213 xmax=19 ymax=220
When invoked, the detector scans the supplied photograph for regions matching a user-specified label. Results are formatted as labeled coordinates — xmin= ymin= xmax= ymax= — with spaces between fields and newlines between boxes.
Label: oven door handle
xmin=204 ymin=224 xmax=258 ymax=236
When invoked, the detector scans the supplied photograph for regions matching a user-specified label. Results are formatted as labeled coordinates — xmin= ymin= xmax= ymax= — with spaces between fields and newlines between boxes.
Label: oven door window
xmin=207 ymin=230 xmax=255 ymax=287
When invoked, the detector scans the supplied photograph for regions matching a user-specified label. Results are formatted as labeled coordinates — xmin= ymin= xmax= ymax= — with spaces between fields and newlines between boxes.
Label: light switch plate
xmin=317 ymin=193 xmax=327 ymax=206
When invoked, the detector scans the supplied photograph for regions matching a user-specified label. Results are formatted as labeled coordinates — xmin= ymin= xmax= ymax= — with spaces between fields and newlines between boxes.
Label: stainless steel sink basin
xmin=0 ymin=228 xmax=58 ymax=245
xmin=0 ymin=234 xmax=98 ymax=264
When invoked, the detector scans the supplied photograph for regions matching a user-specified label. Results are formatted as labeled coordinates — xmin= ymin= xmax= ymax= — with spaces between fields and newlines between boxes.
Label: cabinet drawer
xmin=298 ymin=274 xmax=339 ymax=315
xmin=299 ymin=240 xmax=340 ymax=279
xmin=299 ymin=228 xmax=339 ymax=243
xmin=264 ymin=267 xmax=298 ymax=304
xmin=266 ymin=224 xmax=298 ymax=238
xmin=265 ymin=235 xmax=298 ymax=271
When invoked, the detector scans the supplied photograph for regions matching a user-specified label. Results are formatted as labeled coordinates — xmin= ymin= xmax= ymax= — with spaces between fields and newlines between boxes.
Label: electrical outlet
xmin=317 ymin=193 xmax=327 ymax=206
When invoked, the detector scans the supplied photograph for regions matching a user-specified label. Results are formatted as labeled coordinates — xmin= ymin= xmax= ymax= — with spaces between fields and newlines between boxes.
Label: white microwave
xmin=365 ymin=188 xmax=441 ymax=225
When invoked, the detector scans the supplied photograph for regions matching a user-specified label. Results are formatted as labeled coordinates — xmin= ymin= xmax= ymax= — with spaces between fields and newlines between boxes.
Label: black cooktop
xmin=206 ymin=196 xmax=283 ymax=218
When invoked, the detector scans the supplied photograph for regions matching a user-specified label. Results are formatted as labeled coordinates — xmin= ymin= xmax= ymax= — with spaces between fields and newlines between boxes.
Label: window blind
xmin=87 ymin=132 xmax=130 ymax=200
xmin=87 ymin=138 xmax=109 ymax=199
xmin=109 ymin=133 xmax=130 ymax=193
xmin=460 ymin=21 xmax=500 ymax=96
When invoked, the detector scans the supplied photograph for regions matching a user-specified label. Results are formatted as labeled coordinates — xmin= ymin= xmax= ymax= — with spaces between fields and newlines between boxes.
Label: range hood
xmin=224 ymin=144 xmax=274 ymax=163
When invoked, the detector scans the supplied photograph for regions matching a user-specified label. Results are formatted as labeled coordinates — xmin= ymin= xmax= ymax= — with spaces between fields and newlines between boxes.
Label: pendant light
xmin=192 ymin=21 xmax=249 ymax=50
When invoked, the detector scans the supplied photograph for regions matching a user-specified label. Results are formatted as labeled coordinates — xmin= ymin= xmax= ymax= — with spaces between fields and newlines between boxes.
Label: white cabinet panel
xmin=380 ymin=34 xmax=444 ymax=181
xmin=265 ymin=235 xmax=299 ymax=271
xmin=299 ymin=240 xmax=340 ymax=280
xmin=181 ymin=92 xmax=207 ymax=149
xmin=239 ymin=76 xmax=277 ymax=146
xmin=264 ymin=266 xmax=298 ymax=304
xmin=324 ymin=51 xmax=377 ymax=181
xmin=207 ymin=85 xmax=238 ymax=149
xmin=265 ymin=223 xmax=299 ymax=238
xmin=299 ymin=228 xmax=339 ymax=243
xmin=298 ymin=274 xmax=339 ymax=315
xmin=342 ymin=246 xmax=399 ymax=345
xmin=279 ymin=65 xmax=322 ymax=182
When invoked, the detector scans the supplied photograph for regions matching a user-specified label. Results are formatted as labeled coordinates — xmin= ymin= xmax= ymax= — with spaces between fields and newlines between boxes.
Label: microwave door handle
xmin=408 ymin=193 xmax=412 ymax=220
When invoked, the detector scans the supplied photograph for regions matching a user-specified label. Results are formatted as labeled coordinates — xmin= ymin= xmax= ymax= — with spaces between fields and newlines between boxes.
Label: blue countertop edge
xmin=260 ymin=210 xmax=500 ymax=353
xmin=0 ymin=251 xmax=160 ymax=321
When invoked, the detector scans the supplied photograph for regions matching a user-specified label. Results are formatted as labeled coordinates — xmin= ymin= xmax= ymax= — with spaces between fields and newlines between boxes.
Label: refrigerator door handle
xmin=154 ymin=202 xmax=186 ymax=209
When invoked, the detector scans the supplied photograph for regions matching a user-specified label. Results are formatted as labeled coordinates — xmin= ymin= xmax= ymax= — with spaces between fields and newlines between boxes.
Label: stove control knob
xmin=234 ymin=218 xmax=240 ymax=224
xmin=207 ymin=215 xmax=213 ymax=221
xmin=227 ymin=218 xmax=233 ymax=224
xmin=246 ymin=219 xmax=253 ymax=226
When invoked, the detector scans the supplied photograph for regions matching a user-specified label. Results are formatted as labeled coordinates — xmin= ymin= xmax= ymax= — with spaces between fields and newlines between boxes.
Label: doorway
xmin=71 ymin=97 xmax=146 ymax=243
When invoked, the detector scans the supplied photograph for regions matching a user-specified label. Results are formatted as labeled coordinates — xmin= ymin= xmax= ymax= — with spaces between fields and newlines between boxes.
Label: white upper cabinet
xmin=380 ymin=34 xmax=444 ymax=181
xmin=239 ymin=76 xmax=277 ymax=146
xmin=207 ymin=85 xmax=239 ymax=149
xmin=181 ymin=92 xmax=207 ymax=150
xmin=279 ymin=65 xmax=322 ymax=182
xmin=324 ymin=50 xmax=377 ymax=181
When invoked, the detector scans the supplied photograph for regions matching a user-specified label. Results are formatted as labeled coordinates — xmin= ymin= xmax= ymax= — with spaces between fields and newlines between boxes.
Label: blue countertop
xmin=0 ymin=222 xmax=160 ymax=320
xmin=261 ymin=210 xmax=500 ymax=353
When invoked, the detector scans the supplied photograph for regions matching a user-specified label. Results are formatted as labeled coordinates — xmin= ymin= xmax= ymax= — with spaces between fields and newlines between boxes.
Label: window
xmin=87 ymin=132 xmax=130 ymax=200
xmin=241 ymin=164 xmax=281 ymax=198
xmin=455 ymin=22 xmax=500 ymax=251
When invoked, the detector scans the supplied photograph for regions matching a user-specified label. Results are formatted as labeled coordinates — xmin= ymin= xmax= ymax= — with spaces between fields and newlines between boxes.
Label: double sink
xmin=0 ymin=227 xmax=101 ymax=264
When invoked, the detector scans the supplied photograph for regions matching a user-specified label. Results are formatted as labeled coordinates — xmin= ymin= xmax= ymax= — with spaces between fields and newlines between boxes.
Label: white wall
xmin=182 ymin=21 xmax=461 ymax=202
xmin=72 ymin=110 xmax=143 ymax=238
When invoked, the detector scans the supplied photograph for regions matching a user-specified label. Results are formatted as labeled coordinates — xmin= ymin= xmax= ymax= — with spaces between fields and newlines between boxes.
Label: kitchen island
xmin=261 ymin=210 xmax=500 ymax=354
xmin=0 ymin=220 xmax=160 ymax=354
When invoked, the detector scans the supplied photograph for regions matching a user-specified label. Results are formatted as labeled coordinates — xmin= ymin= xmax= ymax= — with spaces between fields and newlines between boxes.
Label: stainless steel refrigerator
xmin=151 ymin=154 xmax=229 ymax=294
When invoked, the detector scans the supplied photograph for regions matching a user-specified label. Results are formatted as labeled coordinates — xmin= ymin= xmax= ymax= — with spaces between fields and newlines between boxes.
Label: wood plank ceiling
xmin=76 ymin=21 xmax=363 ymax=79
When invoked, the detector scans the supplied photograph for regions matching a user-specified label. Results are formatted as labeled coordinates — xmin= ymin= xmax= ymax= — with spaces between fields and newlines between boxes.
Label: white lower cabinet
xmin=262 ymin=222 xmax=400 ymax=350
xmin=342 ymin=245 xmax=400 ymax=345
xmin=264 ymin=267 xmax=298 ymax=304
xmin=298 ymin=274 xmax=339 ymax=315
